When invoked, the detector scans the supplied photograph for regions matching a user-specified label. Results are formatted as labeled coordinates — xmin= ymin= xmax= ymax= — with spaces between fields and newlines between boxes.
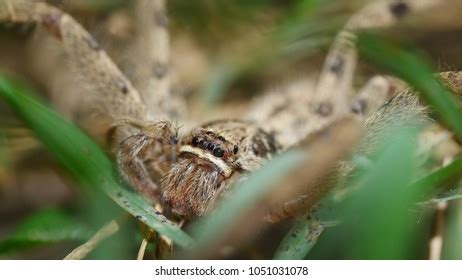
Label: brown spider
xmin=2 ymin=0 xmax=462 ymax=244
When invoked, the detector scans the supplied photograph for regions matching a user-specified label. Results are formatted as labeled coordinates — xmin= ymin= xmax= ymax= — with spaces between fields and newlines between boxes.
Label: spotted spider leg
xmin=333 ymin=1 xmax=462 ymax=123
xmin=0 ymin=0 xmax=146 ymax=124
xmin=131 ymin=0 xmax=186 ymax=122
xmin=311 ymin=0 xmax=441 ymax=117
xmin=0 ymin=0 xmax=177 ymax=204
xmin=126 ymin=0 xmax=190 ymax=259
xmin=249 ymin=0 xmax=441 ymax=150
xmin=313 ymin=0 xmax=459 ymax=128
xmin=350 ymin=71 xmax=462 ymax=119
xmin=109 ymin=0 xmax=187 ymax=206
xmin=350 ymin=75 xmax=404 ymax=117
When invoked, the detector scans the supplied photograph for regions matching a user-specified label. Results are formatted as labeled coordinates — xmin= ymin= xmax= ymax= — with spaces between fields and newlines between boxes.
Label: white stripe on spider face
xmin=179 ymin=145 xmax=233 ymax=178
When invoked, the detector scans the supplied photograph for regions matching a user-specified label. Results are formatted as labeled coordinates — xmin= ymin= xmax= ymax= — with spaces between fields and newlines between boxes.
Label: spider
xmin=2 ymin=0 xmax=462 ymax=250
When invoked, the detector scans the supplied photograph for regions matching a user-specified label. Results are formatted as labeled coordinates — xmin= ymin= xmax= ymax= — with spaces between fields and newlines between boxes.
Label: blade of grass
xmin=410 ymin=155 xmax=462 ymax=194
xmin=307 ymin=124 xmax=426 ymax=259
xmin=345 ymin=125 xmax=421 ymax=259
xmin=0 ymin=208 xmax=93 ymax=256
xmin=273 ymin=216 xmax=324 ymax=260
xmin=0 ymin=76 xmax=194 ymax=248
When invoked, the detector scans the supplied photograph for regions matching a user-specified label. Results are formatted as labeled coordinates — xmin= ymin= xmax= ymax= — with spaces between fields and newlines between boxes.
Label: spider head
xmin=179 ymin=128 xmax=240 ymax=176
xmin=160 ymin=120 xmax=279 ymax=218
xmin=160 ymin=126 xmax=242 ymax=218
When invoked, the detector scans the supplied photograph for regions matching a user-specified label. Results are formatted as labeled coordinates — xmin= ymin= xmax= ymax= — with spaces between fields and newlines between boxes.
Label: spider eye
xmin=233 ymin=145 xmax=239 ymax=154
xmin=206 ymin=143 xmax=215 ymax=151
xmin=206 ymin=131 xmax=214 ymax=136
xmin=218 ymin=136 xmax=226 ymax=142
xmin=213 ymin=147 xmax=224 ymax=157
xmin=191 ymin=137 xmax=199 ymax=146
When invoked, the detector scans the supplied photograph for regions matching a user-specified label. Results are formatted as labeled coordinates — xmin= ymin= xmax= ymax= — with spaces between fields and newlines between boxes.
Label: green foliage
xmin=0 ymin=208 xmax=92 ymax=256
xmin=340 ymin=126 xmax=422 ymax=259
xmin=0 ymin=77 xmax=194 ymax=249
xmin=411 ymin=156 xmax=462 ymax=194
xmin=306 ymin=125 xmax=425 ymax=259
xmin=273 ymin=216 xmax=324 ymax=260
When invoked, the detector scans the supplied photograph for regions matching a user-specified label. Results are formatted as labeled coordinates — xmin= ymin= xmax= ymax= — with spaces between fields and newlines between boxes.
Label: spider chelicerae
xmin=2 ymin=0 xmax=462 ymax=257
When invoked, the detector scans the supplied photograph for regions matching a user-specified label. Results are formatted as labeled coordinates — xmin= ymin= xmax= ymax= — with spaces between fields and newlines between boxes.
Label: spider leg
xmin=0 ymin=0 xmax=147 ymax=137
xmin=351 ymin=71 xmax=462 ymax=120
xmin=311 ymin=0 xmax=440 ymax=117
xmin=112 ymin=119 xmax=179 ymax=203
xmin=351 ymin=75 xmax=402 ymax=118
xmin=130 ymin=0 xmax=186 ymax=122
xmin=438 ymin=71 xmax=462 ymax=97
xmin=248 ymin=1 xmax=440 ymax=149
xmin=117 ymin=133 xmax=161 ymax=202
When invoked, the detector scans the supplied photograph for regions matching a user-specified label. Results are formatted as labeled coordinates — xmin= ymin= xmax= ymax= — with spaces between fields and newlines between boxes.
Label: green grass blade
xmin=410 ymin=155 xmax=462 ymax=194
xmin=273 ymin=216 xmax=323 ymax=260
xmin=357 ymin=33 xmax=462 ymax=142
xmin=345 ymin=126 xmax=420 ymax=259
xmin=308 ymin=125 xmax=425 ymax=259
xmin=0 ymin=208 xmax=92 ymax=256
xmin=0 ymin=77 xmax=194 ymax=248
